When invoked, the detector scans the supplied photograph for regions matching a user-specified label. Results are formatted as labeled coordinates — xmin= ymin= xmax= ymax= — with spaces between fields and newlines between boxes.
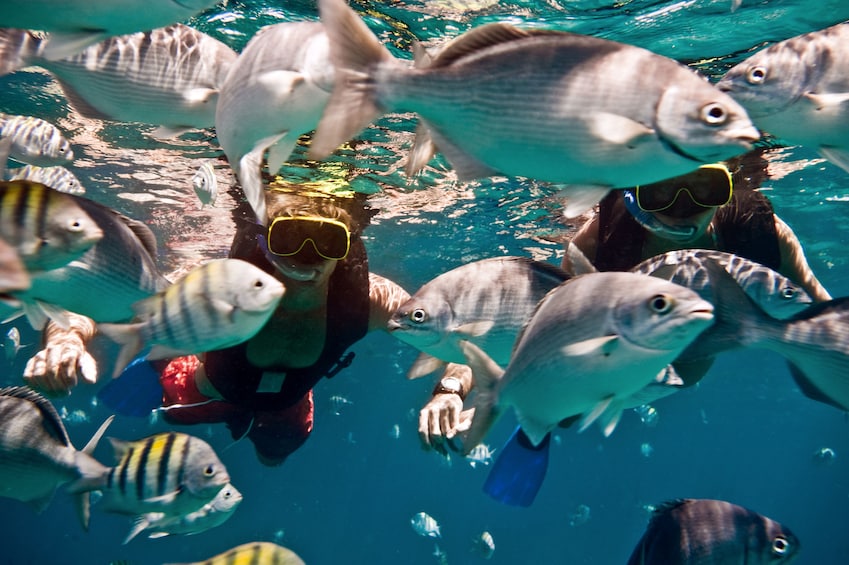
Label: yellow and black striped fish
xmin=70 ymin=431 xmax=230 ymax=518
xmin=0 ymin=180 xmax=102 ymax=272
xmin=164 ymin=541 xmax=306 ymax=565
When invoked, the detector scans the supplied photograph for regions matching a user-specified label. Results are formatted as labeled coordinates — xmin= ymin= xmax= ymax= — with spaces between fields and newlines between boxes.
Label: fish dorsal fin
xmin=119 ymin=214 xmax=159 ymax=259
xmin=407 ymin=352 xmax=446 ymax=380
xmin=0 ymin=385 xmax=71 ymax=445
xmin=426 ymin=23 xmax=555 ymax=69
xmin=652 ymin=498 xmax=689 ymax=519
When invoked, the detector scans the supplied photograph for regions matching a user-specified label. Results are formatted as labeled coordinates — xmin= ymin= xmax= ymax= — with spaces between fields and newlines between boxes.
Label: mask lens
xmin=267 ymin=217 xmax=351 ymax=260
xmin=635 ymin=165 xmax=733 ymax=212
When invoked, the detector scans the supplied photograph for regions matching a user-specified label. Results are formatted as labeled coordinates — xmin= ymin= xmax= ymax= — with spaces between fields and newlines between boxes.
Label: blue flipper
xmin=96 ymin=354 xmax=162 ymax=417
xmin=483 ymin=427 xmax=551 ymax=507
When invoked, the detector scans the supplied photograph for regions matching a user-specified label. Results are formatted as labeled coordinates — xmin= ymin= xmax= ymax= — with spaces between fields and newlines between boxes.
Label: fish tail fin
xmin=97 ymin=322 xmax=145 ymax=378
xmin=0 ymin=28 xmax=40 ymax=76
xmin=483 ymin=427 xmax=551 ymax=507
xmin=459 ymin=340 xmax=504 ymax=455
xmin=72 ymin=415 xmax=114 ymax=530
xmin=309 ymin=0 xmax=396 ymax=160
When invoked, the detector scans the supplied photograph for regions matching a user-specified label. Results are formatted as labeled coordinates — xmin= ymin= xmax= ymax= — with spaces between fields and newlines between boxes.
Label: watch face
xmin=440 ymin=377 xmax=461 ymax=393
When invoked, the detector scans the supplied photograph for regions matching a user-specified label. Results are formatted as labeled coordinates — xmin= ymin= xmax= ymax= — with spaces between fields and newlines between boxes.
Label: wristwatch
xmin=433 ymin=376 xmax=464 ymax=399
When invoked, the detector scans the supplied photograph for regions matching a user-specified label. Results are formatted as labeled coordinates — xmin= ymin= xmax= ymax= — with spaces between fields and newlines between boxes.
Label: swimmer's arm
xmin=774 ymin=215 xmax=832 ymax=302
xmin=561 ymin=216 xmax=600 ymax=275
xmin=367 ymin=272 xmax=411 ymax=331
xmin=23 ymin=312 xmax=99 ymax=396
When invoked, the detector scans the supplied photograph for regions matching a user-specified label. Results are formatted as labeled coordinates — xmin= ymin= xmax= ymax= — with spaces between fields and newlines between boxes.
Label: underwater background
xmin=2 ymin=0 xmax=849 ymax=563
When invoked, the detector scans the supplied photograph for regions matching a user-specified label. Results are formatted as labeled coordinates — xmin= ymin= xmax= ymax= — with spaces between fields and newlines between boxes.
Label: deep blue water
xmin=2 ymin=1 xmax=849 ymax=564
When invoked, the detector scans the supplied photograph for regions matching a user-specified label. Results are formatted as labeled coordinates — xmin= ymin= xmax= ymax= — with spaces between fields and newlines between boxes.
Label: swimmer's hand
xmin=23 ymin=315 xmax=97 ymax=397
xmin=418 ymin=393 xmax=474 ymax=456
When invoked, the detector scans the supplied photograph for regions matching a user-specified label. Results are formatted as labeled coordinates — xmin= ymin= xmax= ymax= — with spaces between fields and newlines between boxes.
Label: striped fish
xmin=164 ymin=541 xmax=306 ymax=565
xmin=191 ymin=160 xmax=218 ymax=208
xmin=0 ymin=25 xmax=237 ymax=138
xmin=0 ymin=237 xmax=29 ymax=295
xmin=70 ymin=431 xmax=231 ymax=518
xmin=9 ymin=164 xmax=86 ymax=194
xmin=0 ymin=180 xmax=103 ymax=272
xmin=98 ymin=258 xmax=285 ymax=376
xmin=123 ymin=482 xmax=242 ymax=544
xmin=0 ymin=113 xmax=73 ymax=167
xmin=632 ymin=249 xmax=814 ymax=319
xmin=0 ymin=386 xmax=112 ymax=530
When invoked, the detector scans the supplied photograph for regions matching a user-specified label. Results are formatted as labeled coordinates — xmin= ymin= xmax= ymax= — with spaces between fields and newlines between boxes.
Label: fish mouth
xmin=387 ymin=318 xmax=404 ymax=332
xmin=719 ymin=124 xmax=761 ymax=145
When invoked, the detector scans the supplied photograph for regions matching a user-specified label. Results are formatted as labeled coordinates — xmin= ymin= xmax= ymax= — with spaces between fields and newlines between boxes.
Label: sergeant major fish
xmin=0 ymin=386 xmax=113 ymax=529
xmin=0 ymin=25 xmax=237 ymax=139
xmin=310 ymin=0 xmax=759 ymax=217
xmin=718 ymin=22 xmax=849 ymax=175
xmin=388 ymin=257 xmax=569 ymax=379
xmin=215 ymin=22 xmax=334 ymax=221
xmin=0 ymin=113 xmax=74 ymax=167
xmin=460 ymin=272 xmax=714 ymax=450
xmin=98 ymin=258 xmax=285 ymax=376
xmin=191 ymin=160 xmax=218 ymax=208
xmin=411 ymin=511 xmax=441 ymax=538
xmin=123 ymin=482 xmax=242 ymax=544
xmin=0 ymin=237 xmax=29 ymax=299
xmin=68 ymin=431 xmax=231 ymax=518
xmin=9 ymin=164 xmax=86 ymax=195
xmin=163 ymin=541 xmax=306 ymax=565
xmin=627 ymin=498 xmax=799 ymax=564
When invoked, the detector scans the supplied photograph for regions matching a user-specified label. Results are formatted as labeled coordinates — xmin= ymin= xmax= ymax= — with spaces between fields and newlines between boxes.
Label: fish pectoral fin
xmin=426 ymin=125 xmax=500 ymax=181
xmin=183 ymin=87 xmax=218 ymax=105
xmin=514 ymin=414 xmax=554 ymax=447
xmin=407 ymin=352 xmax=446 ymax=380
xmin=257 ymin=70 xmax=305 ymax=95
xmin=556 ymin=185 xmax=612 ymax=219
xmin=143 ymin=491 xmax=180 ymax=506
xmin=41 ymin=31 xmax=107 ymax=61
xmin=578 ymin=395 xmax=614 ymax=433
xmin=587 ymin=112 xmax=655 ymax=146
xmin=818 ymin=146 xmax=849 ymax=175
xmin=123 ymin=515 xmax=153 ymax=545
xmin=455 ymin=320 xmax=495 ymax=337
xmin=266 ymin=135 xmax=298 ymax=175
xmin=561 ymin=335 xmax=619 ymax=357
xmin=405 ymin=121 xmax=438 ymax=176
xmin=804 ymin=91 xmax=849 ymax=112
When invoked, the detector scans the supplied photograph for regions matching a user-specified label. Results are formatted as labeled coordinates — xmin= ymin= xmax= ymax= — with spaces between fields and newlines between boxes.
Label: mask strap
xmin=622 ymin=190 xmax=696 ymax=240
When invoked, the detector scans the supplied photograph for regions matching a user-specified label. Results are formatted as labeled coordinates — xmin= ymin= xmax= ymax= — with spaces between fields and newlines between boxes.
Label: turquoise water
xmin=2 ymin=1 xmax=849 ymax=563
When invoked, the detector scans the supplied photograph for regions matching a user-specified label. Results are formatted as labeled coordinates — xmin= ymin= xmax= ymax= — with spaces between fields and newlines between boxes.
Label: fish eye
xmin=410 ymin=308 xmax=427 ymax=324
xmin=747 ymin=65 xmax=767 ymax=84
xmin=772 ymin=535 xmax=789 ymax=555
xmin=203 ymin=465 xmax=216 ymax=477
xmin=254 ymin=279 xmax=265 ymax=288
xmin=649 ymin=294 xmax=673 ymax=314
xmin=781 ymin=286 xmax=797 ymax=299
xmin=700 ymin=103 xmax=728 ymax=125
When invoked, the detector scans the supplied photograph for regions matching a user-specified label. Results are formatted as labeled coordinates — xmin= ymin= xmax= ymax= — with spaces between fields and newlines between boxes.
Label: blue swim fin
xmin=96 ymin=353 xmax=162 ymax=417
xmin=483 ymin=427 xmax=551 ymax=507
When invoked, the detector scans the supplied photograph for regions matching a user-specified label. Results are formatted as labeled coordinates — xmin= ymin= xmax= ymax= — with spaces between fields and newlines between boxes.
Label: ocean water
xmin=2 ymin=1 xmax=849 ymax=563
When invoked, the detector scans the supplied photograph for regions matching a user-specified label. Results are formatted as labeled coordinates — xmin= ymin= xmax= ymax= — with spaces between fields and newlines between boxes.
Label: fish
xmin=0 ymin=113 xmax=74 ymax=167
xmin=0 ymin=237 xmax=30 ymax=297
xmin=0 ymin=180 xmax=103 ymax=273
xmin=0 ymin=0 xmax=221 ymax=61
xmin=123 ymin=482 xmax=242 ymax=544
xmin=632 ymin=249 xmax=814 ymax=319
xmin=627 ymin=498 xmax=800 ymax=564
xmin=191 ymin=160 xmax=218 ymax=208
xmin=4 ymin=326 xmax=26 ymax=362
xmin=460 ymin=271 xmax=714 ymax=450
xmin=68 ymin=431 xmax=231 ymax=518
xmin=465 ymin=443 xmax=496 ymax=468
xmin=0 ymin=386 xmax=113 ymax=529
xmin=388 ymin=256 xmax=569 ymax=379
xmin=411 ymin=511 xmax=441 ymax=539
xmin=0 ymin=26 xmax=237 ymax=139
xmin=310 ymin=0 xmax=759 ymax=217
xmin=215 ymin=21 xmax=334 ymax=221
xmin=98 ymin=258 xmax=285 ymax=376
xmin=163 ymin=541 xmax=306 ymax=565
xmin=9 ymin=191 xmax=169 ymax=329
xmin=718 ymin=22 xmax=849 ymax=174
xmin=472 ymin=531 xmax=495 ymax=559
xmin=9 ymin=164 xmax=86 ymax=195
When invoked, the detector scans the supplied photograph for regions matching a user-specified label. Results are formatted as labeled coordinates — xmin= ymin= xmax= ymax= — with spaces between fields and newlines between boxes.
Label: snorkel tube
xmin=622 ymin=189 xmax=697 ymax=242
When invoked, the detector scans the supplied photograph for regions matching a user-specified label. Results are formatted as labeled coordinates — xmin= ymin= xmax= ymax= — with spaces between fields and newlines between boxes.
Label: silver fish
xmin=0 ymin=386 xmax=112 ymax=529
xmin=632 ymin=249 xmax=813 ymax=319
xmin=0 ymin=25 xmax=237 ymax=138
xmin=69 ymin=431 xmax=230 ymax=518
xmin=10 ymin=193 xmax=168 ymax=329
xmin=215 ymin=21 xmax=334 ymax=221
xmin=461 ymin=271 xmax=714 ymax=449
xmin=9 ymin=164 xmax=86 ymax=195
xmin=718 ymin=22 xmax=849 ymax=174
xmin=388 ymin=257 xmax=569 ymax=378
xmin=627 ymin=499 xmax=799 ymax=564
xmin=0 ymin=180 xmax=103 ymax=273
xmin=162 ymin=542 xmax=306 ymax=565
xmin=123 ymin=482 xmax=242 ymax=544
xmin=473 ymin=531 xmax=495 ymax=559
xmin=4 ymin=326 xmax=25 ymax=362
xmin=465 ymin=443 xmax=495 ymax=468
xmin=310 ymin=0 xmax=759 ymax=217
xmin=0 ymin=113 xmax=74 ymax=167
xmin=0 ymin=0 xmax=221 ymax=61
xmin=191 ymin=160 xmax=218 ymax=208
xmin=411 ymin=511 xmax=441 ymax=539
xmin=98 ymin=258 xmax=285 ymax=376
